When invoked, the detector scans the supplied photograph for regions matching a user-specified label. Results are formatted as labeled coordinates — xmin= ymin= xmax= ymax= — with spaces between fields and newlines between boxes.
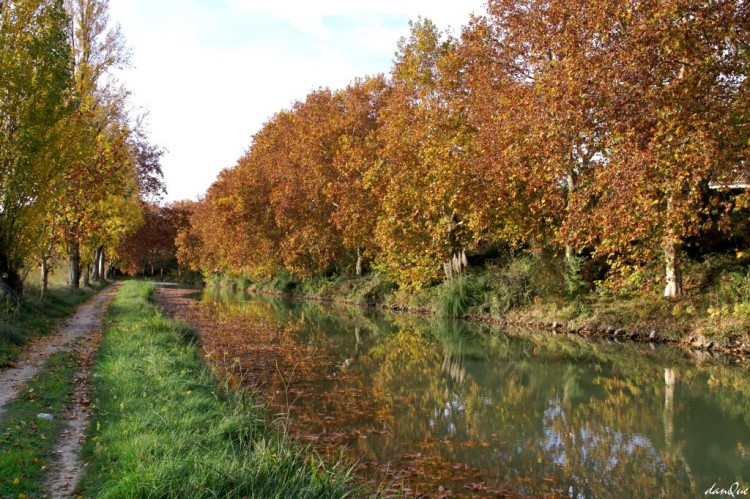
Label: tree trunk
xmin=91 ymin=250 xmax=99 ymax=282
xmin=98 ymin=248 xmax=106 ymax=281
xmin=663 ymin=236 xmax=683 ymax=298
xmin=83 ymin=264 xmax=90 ymax=287
xmin=68 ymin=240 xmax=81 ymax=289
xmin=92 ymin=246 xmax=102 ymax=281
xmin=355 ymin=247 xmax=363 ymax=276
xmin=41 ymin=258 xmax=49 ymax=297
xmin=0 ymin=249 xmax=23 ymax=303
xmin=565 ymin=169 xmax=576 ymax=261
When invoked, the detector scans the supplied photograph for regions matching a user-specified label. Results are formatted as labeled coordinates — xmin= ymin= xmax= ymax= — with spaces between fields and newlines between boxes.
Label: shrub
xmin=482 ymin=259 xmax=534 ymax=315
xmin=353 ymin=273 xmax=397 ymax=306
xmin=235 ymin=275 xmax=251 ymax=290
xmin=713 ymin=269 xmax=750 ymax=308
xmin=690 ymin=253 xmax=746 ymax=291
xmin=269 ymin=271 xmax=298 ymax=294
xmin=436 ymin=275 xmax=477 ymax=318
xmin=0 ymin=322 xmax=24 ymax=346
xmin=564 ymin=256 xmax=588 ymax=298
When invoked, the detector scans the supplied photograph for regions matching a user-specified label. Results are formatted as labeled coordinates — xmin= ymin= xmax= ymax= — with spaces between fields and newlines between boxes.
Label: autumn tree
xmin=327 ymin=76 xmax=391 ymax=275
xmin=558 ymin=0 xmax=750 ymax=297
xmin=463 ymin=2 xmax=609 ymax=262
xmin=177 ymin=81 xmax=388 ymax=280
xmin=267 ymin=91 xmax=351 ymax=275
xmin=90 ymin=127 xmax=164 ymax=282
xmin=0 ymin=0 xmax=73 ymax=300
xmin=177 ymin=161 xmax=281 ymax=279
xmin=175 ymin=198 xmax=210 ymax=275
xmin=373 ymin=19 xmax=478 ymax=287
xmin=60 ymin=0 xmax=143 ymax=289
xmin=116 ymin=203 xmax=181 ymax=276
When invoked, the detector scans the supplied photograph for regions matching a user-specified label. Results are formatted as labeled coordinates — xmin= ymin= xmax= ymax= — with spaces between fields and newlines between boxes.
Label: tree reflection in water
xmin=192 ymin=288 xmax=750 ymax=497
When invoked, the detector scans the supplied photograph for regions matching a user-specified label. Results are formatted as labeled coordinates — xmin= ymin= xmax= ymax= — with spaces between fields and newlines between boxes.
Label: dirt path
xmin=0 ymin=283 xmax=118 ymax=498
xmin=0 ymin=284 xmax=116 ymax=412
xmin=44 ymin=328 xmax=103 ymax=498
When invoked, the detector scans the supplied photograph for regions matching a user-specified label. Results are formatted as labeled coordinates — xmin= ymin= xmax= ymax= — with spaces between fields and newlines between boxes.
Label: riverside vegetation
xmin=209 ymin=250 xmax=750 ymax=357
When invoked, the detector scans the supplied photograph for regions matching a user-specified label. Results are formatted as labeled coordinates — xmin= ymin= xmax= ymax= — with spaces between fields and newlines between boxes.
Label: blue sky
xmin=109 ymin=0 xmax=487 ymax=202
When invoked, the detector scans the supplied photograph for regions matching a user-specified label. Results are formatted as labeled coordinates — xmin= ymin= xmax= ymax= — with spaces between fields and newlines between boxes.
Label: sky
xmin=108 ymin=0 xmax=487 ymax=203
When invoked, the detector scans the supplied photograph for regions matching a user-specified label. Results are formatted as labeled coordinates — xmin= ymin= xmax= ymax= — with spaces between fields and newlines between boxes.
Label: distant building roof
xmin=709 ymin=166 xmax=750 ymax=190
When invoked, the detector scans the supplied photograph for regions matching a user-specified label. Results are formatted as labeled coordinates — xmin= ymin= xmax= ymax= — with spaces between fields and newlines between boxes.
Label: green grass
xmin=78 ymin=281 xmax=354 ymax=498
xmin=0 ymin=279 xmax=106 ymax=367
xmin=0 ymin=351 xmax=78 ymax=498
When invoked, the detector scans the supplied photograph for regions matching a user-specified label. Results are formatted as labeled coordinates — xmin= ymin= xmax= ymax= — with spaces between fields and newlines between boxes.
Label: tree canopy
xmin=177 ymin=0 xmax=749 ymax=296
xmin=0 ymin=0 xmax=164 ymax=298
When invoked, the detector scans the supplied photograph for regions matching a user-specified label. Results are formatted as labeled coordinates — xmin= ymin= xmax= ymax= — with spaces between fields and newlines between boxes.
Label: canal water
xmin=193 ymin=287 xmax=750 ymax=497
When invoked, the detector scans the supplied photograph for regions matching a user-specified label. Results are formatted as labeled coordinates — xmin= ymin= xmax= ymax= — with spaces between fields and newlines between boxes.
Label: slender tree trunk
xmin=565 ymin=244 xmax=574 ymax=261
xmin=83 ymin=264 xmax=90 ymax=287
xmin=68 ymin=240 xmax=81 ymax=289
xmin=663 ymin=236 xmax=683 ymax=298
xmin=98 ymin=248 xmax=106 ymax=281
xmin=40 ymin=237 xmax=54 ymax=297
xmin=355 ymin=247 xmax=363 ymax=276
xmin=92 ymin=246 xmax=102 ymax=281
xmin=91 ymin=250 xmax=99 ymax=282
xmin=663 ymin=195 xmax=683 ymax=298
xmin=41 ymin=258 xmax=49 ymax=297
xmin=565 ymin=169 xmax=576 ymax=261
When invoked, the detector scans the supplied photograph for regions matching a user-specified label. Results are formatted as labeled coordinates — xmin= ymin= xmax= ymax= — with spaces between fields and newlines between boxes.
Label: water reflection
xmin=199 ymin=287 xmax=750 ymax=497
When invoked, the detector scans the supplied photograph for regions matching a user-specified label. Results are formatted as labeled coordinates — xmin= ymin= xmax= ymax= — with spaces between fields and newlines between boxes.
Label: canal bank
xmin=76 ymin=281 xmax=353 ymax=497
xmin=158 ymin=284 xmax=750 ymax=497
xmin=210 ymin=263 xmax=750 ymax=363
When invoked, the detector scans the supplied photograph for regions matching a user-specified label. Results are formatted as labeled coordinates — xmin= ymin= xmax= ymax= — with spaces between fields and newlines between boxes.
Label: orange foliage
xmin=176 ymin=2 xmax=750 ymax=291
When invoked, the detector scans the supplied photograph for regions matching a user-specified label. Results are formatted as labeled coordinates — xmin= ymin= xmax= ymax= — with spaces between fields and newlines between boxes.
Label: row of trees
xmin=178 ymin=0 xmax=749 ymax=296
xmin=0 ymin=0 xmax=164 ymax=299
xmin=116 ymin=201 xmax=192 ymax=277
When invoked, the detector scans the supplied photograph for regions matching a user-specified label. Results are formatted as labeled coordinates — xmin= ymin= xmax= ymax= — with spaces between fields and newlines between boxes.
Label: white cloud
xmin=109 ymin=0 xmax=486 ymax=201
xmin=225 ymin=0 xmax=484 ymax=33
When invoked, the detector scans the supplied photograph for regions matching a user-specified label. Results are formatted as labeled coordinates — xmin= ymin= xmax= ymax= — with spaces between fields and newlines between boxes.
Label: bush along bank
xmin=211 ymin=252 xmax=750 ymax=361
xmin=77 ymin=281 xmax=354 ymax=498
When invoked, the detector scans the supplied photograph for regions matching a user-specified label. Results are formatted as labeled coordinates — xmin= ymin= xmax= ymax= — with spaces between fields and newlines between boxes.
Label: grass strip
xmin=78 ymin=281 xmax=354 ymax=498
xmin=0 ymin=283 xmax=106 ymax=367
xmin=0 ymin=350 xmax=78 ymax=498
